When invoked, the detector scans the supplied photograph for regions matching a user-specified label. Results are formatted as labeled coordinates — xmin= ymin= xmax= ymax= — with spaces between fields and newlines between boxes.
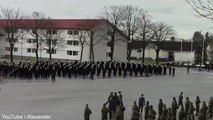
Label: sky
xmin=1 ymin=0 xmax=213 ymax=39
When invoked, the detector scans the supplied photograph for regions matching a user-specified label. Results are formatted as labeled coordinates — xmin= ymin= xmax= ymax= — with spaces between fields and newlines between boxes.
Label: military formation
xmin=84 ymin=92 xmax=213 ymax=120
xmin=0 ymin=60 xmax=176 ymax=81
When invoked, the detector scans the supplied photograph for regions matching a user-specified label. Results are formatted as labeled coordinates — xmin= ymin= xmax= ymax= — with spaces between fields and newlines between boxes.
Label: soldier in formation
xmin=0 ymin=60 xmax=176 ymax=81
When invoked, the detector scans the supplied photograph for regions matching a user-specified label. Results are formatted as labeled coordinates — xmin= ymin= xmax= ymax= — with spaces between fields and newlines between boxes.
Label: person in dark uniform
xmin=90 ymin=65 xmax=94 ymax=80
xmin=144 ymin=101 xmax=149 ymax=120
xmin=178 ymin=92 xmax=184 ymax=108
xmin=195 ymin=96 xmax=201 ymax=115
xmin=185 ymin=97 xmax=190 ymax=115
xmin=169 ymin=66 xmax=172 ymax=75
xmin=105 ymin=95 xmax=114 ymax=119
xmin=51 ymin=66 xmax=56 ymax=82
xmin=162 ymin=105 xmax=168 ymax=120
xmin=145 ymin=69 xmax=149 ymax=77
xmin=158 ymin=99 xmax=163 ymax=120
xmin=172 ymin=67 xmax=175 ymax=76
xmin=102 ymin=64 xmax=106 ymax=78
xmin=118 ymin=62 xmax=122 ymax=77
xmin=101 ymin=104 xmax=109 ymax=120
xmin=178 ymin=106 xmax=186 ymax=120
xmin=84 ymin=104 xmax=92 ymax=120
xmin=97 ymin=63 xmax=101 ymax=77
xmin=108 ymin=62 xmax=112 ymax=78
xmin=163 ymin=66 xmax=167 ymax=75
xmin=187 ymin=64 xmax=190 ymax=74
xmin=171 ymin=97 xmax=178 ymax=120
xmin=118 ymin=91 xmax=122 ymax=102
xmin=123 ymin=64 xmax=127 ymax=78
xmin=138 ymin=94 xmax=145 ymax=114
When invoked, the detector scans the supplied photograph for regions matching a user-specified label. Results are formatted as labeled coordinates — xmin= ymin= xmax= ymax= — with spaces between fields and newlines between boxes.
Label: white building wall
xmin=131 ymin=49 xmax=168 ymax=60
xmin=131 ymin=48 xmax=194 ymax=62
xmin=174 ymin=51 xmax=194 ymax=62
xmin=2 ymin=29 xmax=83 ymax=61
xmin=1 ymin=23 xmax=127 ymax=62
xmin=92 ymin=23 xmax=127 ymax=61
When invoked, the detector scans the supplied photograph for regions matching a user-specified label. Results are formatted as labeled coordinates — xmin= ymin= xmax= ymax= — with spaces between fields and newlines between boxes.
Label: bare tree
xmin=187 ymin=0 xmax=213 ymax=20
xmin=78 ymin=20 xmax=108 ymax=61
xmin=102 ymin=6 xmax=122 ymax=60
xmin=0 ymin=6 xmax=25 ymax=63
xmin=42 ymin=20 xmax=65 ymax=63
xmin=74 ymin=31 xmax=88 ymax=62
xmin=137 ymin=10 xmax=155 ymax=63
xmin=88 ymin=28 xmax=108 ymax=61
xmin=27 ymin=11 xmax=47 ymax=61
xmin=152 ymin=22 xmax=175 ymax=64
xmin=119 ymin=5 xmax=143 ymax=61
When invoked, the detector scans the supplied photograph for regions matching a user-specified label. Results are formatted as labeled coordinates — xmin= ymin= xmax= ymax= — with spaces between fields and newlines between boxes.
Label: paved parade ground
xmin=0 ymin=67 xmax=213 ymax=120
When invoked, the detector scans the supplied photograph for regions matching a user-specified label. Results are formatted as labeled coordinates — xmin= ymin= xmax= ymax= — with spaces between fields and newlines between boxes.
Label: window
xmin=27 ymin=39 xmax=32 ymax=43
xmin=107 ymin=42 xmax=111 ymax=47
xmin=14 ymin=48 xmax=18 ymax=52
xmin=32 ymin=49 xmax=36 ymax=53
xmin=67 ymin=40 xmax=78 ymax=46
xmin=5 ymin=47 xmax=18 ymax=52
xmin=32 ymin=30 xmax=37 ymax=34
xmin=74 ymin=30 xmax=78 ymax=35
xmin=47 ymin=30 xmax=52 ymax=34
xmin=67 ymin=51 xmax=72 ymax=55
xmin=32 ymin=39 xmax=37 ymax=43
xmin=47 ymin=30 xmax=57 ymax=34
xmin=68 ymin=30 xmax=73 ymax=35
xmin=5 ymin=38 xmax=18 ymax=43
xmin=5 ymin=47 xmax=10 ymax=51
xmin=68 ymin=30 xmax=78 ymax=35
xmin=67 ymin=41 xmax=73 ymax=45
xmin=67 ymin=51 xmax=78 ymax=56
xmin=27 ymin=48 xmax=31 ymax=53
xmin=73 ymin=51 xmax=78 ymax=56
xmin=52 ymin=50 xmax=56 ymax=54
xmin=73 ymin=41 xmax=79 ymax=46
xmin=106 ymin=52 xmax=111 ymax=57
xmin=52 ymin=30 xmax=57 ymax=34
xmin=46 ymin=50 xmax=56 ymax=54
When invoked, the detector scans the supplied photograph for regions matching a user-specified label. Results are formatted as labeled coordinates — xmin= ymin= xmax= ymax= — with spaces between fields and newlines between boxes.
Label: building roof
xmin=130 ymin=40 xmax=200 ymax=52
xmin=0 ymin=19 xmax=107 ymax=30
xmin=0 ymin=18 xmax=129 ymax=40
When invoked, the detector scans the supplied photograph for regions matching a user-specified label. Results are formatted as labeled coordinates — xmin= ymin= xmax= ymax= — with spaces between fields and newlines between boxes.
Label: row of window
xmin=67 ymin=51 xmax=78 ymax=56
xmin=67 ymin=40 xmax=79 ymax=46
xmin=27 ymin=48 xmax=36 ymax=53
xmin=33 ymin=29 xmax=79 ymax=35
xmin=27 ymin=39 xmax=79 ymax=46
xmin=5 ymin=38 xmax=18 ymax=43
xmin=5 ymin=47 xmax=18 ymax=52
xmin=6 ymin=47 xmax=79 ymax=56
xmin=5 ymin=46 xmax=107 ymax=57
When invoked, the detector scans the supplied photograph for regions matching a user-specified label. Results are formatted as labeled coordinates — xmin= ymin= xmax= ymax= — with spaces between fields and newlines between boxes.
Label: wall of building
xmin=2 ymin=29 xmax=83 ymax=61
xmin=131 ymin=48 xmax=194 ymax=63
xmin=0 ymin=23 xmax=128 ymax=62
xmin=93 ymin=23 xmax=127 ymax=61
xmin=131 ymin=48 xmax=168 ymax=60
xmin=174 ymin=51 xmax=194 ymax=62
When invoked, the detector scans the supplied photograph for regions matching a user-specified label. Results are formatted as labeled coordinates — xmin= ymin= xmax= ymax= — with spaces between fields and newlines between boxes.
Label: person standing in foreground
xmin=138 ymin=94 xmax=145 ymax=114
xmin=101 ymin=104 xmax=109 ymax=120
xmin=84 ymin=104 xmax=92 ymax=120
xmin=178 ymin=92 xmax=184 ymax=108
